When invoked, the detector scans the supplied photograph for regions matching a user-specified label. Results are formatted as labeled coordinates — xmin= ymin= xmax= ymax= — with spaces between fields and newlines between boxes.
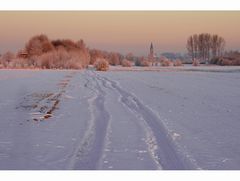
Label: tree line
xmin=0 ymin=34 xmax=135 ymax=70
xmin=186 ymin=33 xmax=226 ymax=63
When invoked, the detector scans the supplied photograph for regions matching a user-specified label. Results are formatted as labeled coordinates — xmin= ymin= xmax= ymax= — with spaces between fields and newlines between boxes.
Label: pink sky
xmin=0 ymin=11 xmax=240 ymax=56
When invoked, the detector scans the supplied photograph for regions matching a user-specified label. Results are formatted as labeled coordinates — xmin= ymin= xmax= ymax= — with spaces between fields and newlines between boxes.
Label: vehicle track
xmin=94 ymin=71 xmax=196 ymax=170
xmin=68 ymin=71 xmax=110 ymax=169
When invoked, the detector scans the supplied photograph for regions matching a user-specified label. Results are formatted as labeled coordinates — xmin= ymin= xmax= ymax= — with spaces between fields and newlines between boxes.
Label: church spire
xmin=150 ymin=42 xmax=154 ymax=56
xmin=148 ymin=42 xmax=155 ymax=66
xmin=150 ymin=42 xmax=153 ymax=51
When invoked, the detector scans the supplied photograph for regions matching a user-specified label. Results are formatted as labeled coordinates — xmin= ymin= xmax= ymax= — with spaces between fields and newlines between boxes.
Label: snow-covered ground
xmin=0 ymin=66 xmax=240 ymax=170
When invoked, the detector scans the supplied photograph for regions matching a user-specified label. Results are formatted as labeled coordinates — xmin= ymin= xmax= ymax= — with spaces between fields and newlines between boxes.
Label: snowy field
xmin=0 ymin=66 xmax=240 ymax=170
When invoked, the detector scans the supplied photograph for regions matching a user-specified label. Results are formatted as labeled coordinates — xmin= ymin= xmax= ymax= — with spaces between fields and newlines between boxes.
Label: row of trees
xmin=2 ymin=33 xmax=237 ymax=69
xmin=1 ymin=34 xmax=184 ymax=69
xmin=0 ymin=34 xmax=136 ymax=69
xmin=186 ymin=33 xmax=226 ymax=63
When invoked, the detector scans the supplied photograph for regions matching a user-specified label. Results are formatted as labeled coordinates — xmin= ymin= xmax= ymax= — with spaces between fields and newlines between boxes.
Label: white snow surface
xmin=0 ymin=66 xmax=240 ymax=170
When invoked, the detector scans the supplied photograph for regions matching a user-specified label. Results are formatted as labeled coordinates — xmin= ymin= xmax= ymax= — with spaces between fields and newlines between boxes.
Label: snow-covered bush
xmin=0 ymin=51 xmax=15 ymax=67
xmin=173 ymin=59 xmax=183 ymax=66
xmin=35 ymin=49 xmax=84 ymax=69
xmin=135 ymin=57 xmax=150 ymax=67
xmin=65 ymin=52 xmax=83 ymax=69
xmin=94 ymin=58 xmax=109 ymax=71
xmin=192 ymin=58 xmax=200 ymax=66
xmin=121 ymin=59 xmax=132 ymax=67
xmin=211 ymin=56 xmax=240 ymax=66
xmin=140 ymin=60 xmax=150 ymax=67
xmin=161 ymin=59 xmax=171 ymax=66
xmin=8 ymin=58 xmax=28 ymax=68
xmin=221 ymin=59 xmax=233 ymax=66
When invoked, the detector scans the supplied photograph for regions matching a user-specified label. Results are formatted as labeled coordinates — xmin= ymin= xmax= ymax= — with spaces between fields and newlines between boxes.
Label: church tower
xmin=148 ymin=42 xmax=155 ymax=65
xmin=150 ymin=42 xmax=154 ymax=57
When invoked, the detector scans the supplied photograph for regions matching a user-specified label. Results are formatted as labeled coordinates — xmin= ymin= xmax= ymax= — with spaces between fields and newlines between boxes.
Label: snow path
xmin=69 ymin=71 xmax=160 ymax=169
xmin=68 ymin=71 xmax=110 ymax=169
xmin=95 ymin=72 xmax=195 ymax=170
xmin=93 ymin=71 xmax=160 ymax=170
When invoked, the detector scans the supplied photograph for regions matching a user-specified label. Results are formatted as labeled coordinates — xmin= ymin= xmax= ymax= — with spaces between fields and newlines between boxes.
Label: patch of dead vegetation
xmin=17 ymin=72 xmax=75 ymax=122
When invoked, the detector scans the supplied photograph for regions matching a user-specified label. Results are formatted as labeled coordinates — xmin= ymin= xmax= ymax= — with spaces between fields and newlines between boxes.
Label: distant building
xmin=148 ymin=42 xmax=158 ymax=66
xmin=17 ymin=50 xmax=28 ymax=59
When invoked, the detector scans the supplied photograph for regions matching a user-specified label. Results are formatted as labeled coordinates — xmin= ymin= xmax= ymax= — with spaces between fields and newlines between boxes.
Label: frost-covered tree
xmin=25 ymin=34 xmax=54 ymax=57
xmin=89 ymin=49 xmax=104 ymax=65
xmin=108 ymin=52 xmax=120 ymax=66
xmin=0 ymin=51 xmax=15 ymax=67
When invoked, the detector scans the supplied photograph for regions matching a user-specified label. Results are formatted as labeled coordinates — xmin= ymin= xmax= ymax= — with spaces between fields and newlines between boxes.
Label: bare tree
xmin=187 ymin=33 xmax=226 ymax=64
xmin=193 ymin=34 xmax=199 ymax=59
xmin=217 ymin=37 xmax=226 ymax=57
xmin=187 ymin=35 xmax=194 ymax=61
xmin=211 ymin=34 xmax=219 ymax=58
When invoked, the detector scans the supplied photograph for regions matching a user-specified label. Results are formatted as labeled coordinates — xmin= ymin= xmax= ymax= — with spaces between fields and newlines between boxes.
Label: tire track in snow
xmin=68 ymin=71 xmax=110 ymax=169
xmin=95 ymin=72 xmax=196 ymax=170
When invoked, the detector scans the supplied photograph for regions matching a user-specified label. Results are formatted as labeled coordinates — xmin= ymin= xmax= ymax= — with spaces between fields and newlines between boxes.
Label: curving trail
xmin=69 ymin=71 xmax=110 ymax=169
xmin=69 ymin=70 xmax=196 ymax=170
xmin=93 ymin=71 xmax=196 ymax=170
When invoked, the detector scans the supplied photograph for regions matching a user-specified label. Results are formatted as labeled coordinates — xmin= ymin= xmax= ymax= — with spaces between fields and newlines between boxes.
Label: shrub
xmin=192 ymin=58 xmax=200 ymax=66
xmin=9 ymin=58 xmax=28 ymax=68
xmin=135 ymin=57 xmax=150 ymax=67
xmin=64 ymin=58 xmax=83 ymax=69
xmin=2 ymin=51 xmax=15 ymax=62
xmin=140 ymin=60 xmax=150 ymax=66
xmin=232 ymin=59 xmax=240 ymax=65
xmin=211 ymin=56 xmax=240 ymax=66
xmin=108 ymin=52 xmax=120 ymax=66
xmin=135 ymin=59 xmax=142 ymax=66
xmin=121 ymin=59 xmax=132 ymax=67
xmin=94 ymin=58 xmax=109 ymax=71
xmin=161 ymin=59 xmax=171 ymax=66
xmin=32 ymin=48 xmax=87 ymax=69
xmin=0 ymin=51 xmax=15 ymax=67
xmin=210 ymin=51 xmax=240 ymax=66
xmin=173 ymin=59 xmax=183 ymax=66
xmin=210 ymin=57 xmax=219 ymax=64
xmin=89 ymin=49 xmax=104 ymax=65
xmin=221 ymin=59 xmax=233 ymax=66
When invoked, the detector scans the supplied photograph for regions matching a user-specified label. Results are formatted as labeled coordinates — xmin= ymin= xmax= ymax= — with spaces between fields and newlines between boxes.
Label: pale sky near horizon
xmin=0 ymin=11 xmax=239 ymax=56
